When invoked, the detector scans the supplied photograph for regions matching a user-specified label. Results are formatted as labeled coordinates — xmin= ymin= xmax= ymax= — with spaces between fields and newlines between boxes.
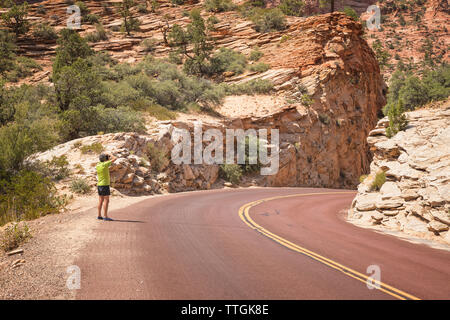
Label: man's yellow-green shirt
xmin=96 ymin=160 xmax=112 ymax=186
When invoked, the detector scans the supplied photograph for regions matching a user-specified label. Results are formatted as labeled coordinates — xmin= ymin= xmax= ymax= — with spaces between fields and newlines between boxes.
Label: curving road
xmin=75 ymin=188 xmax=450 ymax=300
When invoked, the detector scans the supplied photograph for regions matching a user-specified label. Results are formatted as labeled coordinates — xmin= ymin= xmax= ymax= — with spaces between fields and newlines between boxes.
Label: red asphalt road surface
xmin=75 ymin=188 xmax=450 ymax=300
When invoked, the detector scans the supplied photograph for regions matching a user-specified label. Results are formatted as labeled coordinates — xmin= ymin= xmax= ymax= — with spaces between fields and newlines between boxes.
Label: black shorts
xmin=98 ymin=186 xmax=111 ymax=196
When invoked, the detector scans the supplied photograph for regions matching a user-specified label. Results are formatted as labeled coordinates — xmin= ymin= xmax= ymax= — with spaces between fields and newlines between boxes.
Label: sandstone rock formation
xmin=348 ymin=99 xmax=450 ymax=244
xmin=31 ymin=12 xmax=386 ymax=194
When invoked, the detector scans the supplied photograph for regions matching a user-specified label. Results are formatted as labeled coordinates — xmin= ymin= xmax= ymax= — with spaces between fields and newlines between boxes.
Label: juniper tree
xmin=386 ymin=99 xmax=408 ymax=138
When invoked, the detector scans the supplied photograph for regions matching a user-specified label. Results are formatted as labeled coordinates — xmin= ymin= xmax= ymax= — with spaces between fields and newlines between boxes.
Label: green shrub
xmin=249 ymin=48 xmax=263 ymax=61
xmin=300 ymin=93 xmax=314 ymax=106
xmin=147 ymin=142 xmax=168 ymax=172
xmin=209 ymin=47 xmax=248 ymax=75
xmin=240 ymin=135 xmax=261 ymax=174
xmin=33 ymin=23 xmax=58 ymax=40
xmin=42 ymin=155 xmax=71 ymax=181
xmin=204 ymin=0 xmax=236 ymax=12
xmin=224 ymin=79 xmax=273 ymax=95
xmin=0 ymin=222 xmax=31 ymax=251
xmin=249 ymin=62 xmax=270 ymax=73
xmin=83 ymin=13 xmax=100 ymax=24
xmin=318 ymin=113 xmax=330 ymax=125
xmin=370 ymin=171 xmax=386 ymax=191
xmin=220 ymin=164 xmax=242 ymax=184
xmin=342 ymin=6 xmax=359 ymax=21
xmin=0 ymin=119 xmax=59 ymax=172
xmin=386 ymin=99 xmax=408 ymax=138
xmin=359 ymin=174 xmax=368 ymax=183
xmin=75 ymin=1 xmax=90 ymax=16
xmin=70 ymin=177 xmax=91 ymax=194
xmin=250 ymin=8 xmax=287 ymax=33
xmin=85 ymin=24 xmax=108 ymax=42
xmin=0 ymin=170 xmax=62 ymax=224
xmin=141 ymin=38 xmax=157 ymax=52
xmin=0 ymin=30 xmax=16 ymax=77
xmin=278 ymin=0 xmax=304 ymax=17
xmin=80 ymin=142 xmax=104 ymax=154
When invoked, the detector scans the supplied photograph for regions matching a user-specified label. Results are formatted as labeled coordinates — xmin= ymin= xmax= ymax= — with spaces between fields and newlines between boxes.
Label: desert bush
xmin=204 ymin=0 xmax=236 ymax=12
xmin=249 ymin=48 xmax=263 ymax=61
xmin=250 ymin=8 xmax=287 ymax=33
xmin=75 ymin=1 xmax=90 ymax=16
xmin=248 ymin=62 xmax=270 ymax=73
xmin=370 ymin=171 xmax=386 ymax=191
xmin=0 ymin=222 xmax=31 ymax=251
xmin=70 ymin=177 xmax=91 ymax=194
xmin=83 ymin=13 xmax=100 ymax=24
xmin=220 ymin=164 xmax=242 ymax=184
xmin=80 ymin=142 xmax=104 ymax=154
xmin=278 ymin=0 xmax=304 ymax=17
xmin=32 ymin=23 xmax=58 ymax=40
xmin=209 ymin=47 xmax=247 ymax=75
xmin=240 ymin=135 xmax=261 ymax=174
xmin=31 ymin=155 xmax=71 ymax=181
xmin=141 ymin=38 xmax=157 ymax=52
xmin=318 ymin=113 xmax=330 ymax=125
xmin=147 ymin=142 xmax=168 ymax=172
xmin=92 ymin=105 xmax=146 ymax=134
xmin=85 ymin=24 xmax=108 ymax=42
xmin=342 ymin=6 xmax=359 ymax=21
xmin=0 ymin=170 xmax=62 ymax=224
xmin=386 ymin=99 xmax=408 ymax=138
xmin=0 ymin=119 xmax=59 ymax=172
xmin=224 ymin=79 xmax=273 ymax=95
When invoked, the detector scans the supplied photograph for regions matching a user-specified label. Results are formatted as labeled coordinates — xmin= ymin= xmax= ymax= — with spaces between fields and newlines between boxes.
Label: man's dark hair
xmin=99 ymin=153 xmax=109 ymax=162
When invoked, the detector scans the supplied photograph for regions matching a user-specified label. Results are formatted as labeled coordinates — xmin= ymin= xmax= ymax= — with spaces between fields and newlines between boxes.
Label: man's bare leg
xmin=103 ymin=196 xmax=110 ymax=219
xmin=98 ymin=196 xmax=104 ymax=218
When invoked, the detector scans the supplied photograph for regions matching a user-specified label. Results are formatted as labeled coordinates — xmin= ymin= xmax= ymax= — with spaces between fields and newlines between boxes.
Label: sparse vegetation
xmin=220 ymin=164 xmax=242 ymax=184
xmin=249 ymin=62 xmax=270 ymax=73
xmin=70 ymin=177 xmax=91 ymax=194
xmin=386 ymin=99 xmax=408 ymax=138
xmin=1 ymin=1 xmax=30 ymax=35
xmin=147 ymin=142 xmax=168 ymax=172
xmin=278 ymin=0 xmax=304 ymax=17
xmin=204 ymin=0 xmax=236 ymax=12
xmin=370 ymin=171 xmax=386 ymax=191
xmin=32 ymin=23 xmax=58 ymax=40
xmin=0 ymin=222 xmax=31 ymax=252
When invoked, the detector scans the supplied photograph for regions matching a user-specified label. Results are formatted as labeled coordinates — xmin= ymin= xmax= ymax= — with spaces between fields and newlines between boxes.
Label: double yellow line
xmin=238 ymin=192 xmax=421 ymax=300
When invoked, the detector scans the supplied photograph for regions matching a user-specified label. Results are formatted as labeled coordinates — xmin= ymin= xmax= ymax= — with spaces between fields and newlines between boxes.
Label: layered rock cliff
xmin=348 ymin=99 xmax=450 ymax=244
xmin=32 ymin=12 xmax=387 ymax=193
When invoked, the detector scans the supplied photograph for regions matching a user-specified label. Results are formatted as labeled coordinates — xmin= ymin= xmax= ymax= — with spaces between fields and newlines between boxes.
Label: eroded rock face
xmin=33 ymin=12 xmax=386 ymax=193
xmin=348 ymin=100 xmax=450 ymax=244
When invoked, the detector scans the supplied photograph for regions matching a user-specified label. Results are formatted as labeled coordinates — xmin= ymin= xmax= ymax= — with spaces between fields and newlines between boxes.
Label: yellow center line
xmin=238 ymin=191 xmax=421 ymax=300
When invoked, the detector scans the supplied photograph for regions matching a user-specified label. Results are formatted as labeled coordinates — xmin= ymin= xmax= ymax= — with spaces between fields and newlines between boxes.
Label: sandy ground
xmin=0 ymin=192 xmax=154 ymax=300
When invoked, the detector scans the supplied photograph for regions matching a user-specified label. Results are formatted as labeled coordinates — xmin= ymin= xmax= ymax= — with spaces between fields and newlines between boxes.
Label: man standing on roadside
xmin=96 ymin=153 xmax=117 ymax=221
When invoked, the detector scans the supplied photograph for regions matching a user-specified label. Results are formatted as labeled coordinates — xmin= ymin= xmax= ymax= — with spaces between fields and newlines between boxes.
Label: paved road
xmin=75 ymin=188 xmax=450 ymax=300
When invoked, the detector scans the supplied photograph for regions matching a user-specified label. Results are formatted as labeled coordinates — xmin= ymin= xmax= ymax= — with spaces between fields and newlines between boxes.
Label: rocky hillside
xmin=29 ymin=11 xmax=386 ymax=193
xmin=348 ymin=99 xmax=450 ymax=244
